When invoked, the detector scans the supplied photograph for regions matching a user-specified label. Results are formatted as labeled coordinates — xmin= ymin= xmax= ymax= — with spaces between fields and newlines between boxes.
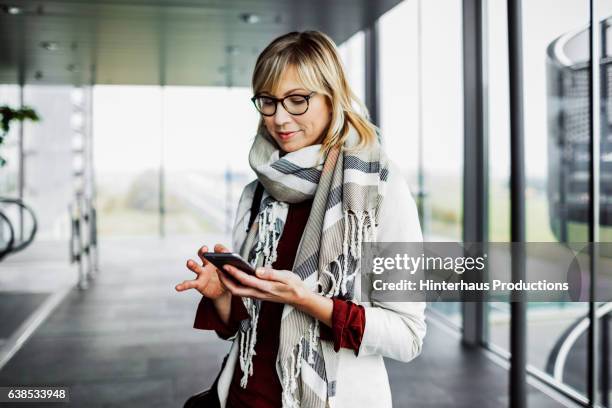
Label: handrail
xmin=0 ymin=198 xmax=38 ymax=253
xmin=545 ymin=302 xmax=612 ymax=383
xmin=0 ymin=197 xmax=38 ymax=260
xmin=0 ymin=210 xmax=15 ymax=261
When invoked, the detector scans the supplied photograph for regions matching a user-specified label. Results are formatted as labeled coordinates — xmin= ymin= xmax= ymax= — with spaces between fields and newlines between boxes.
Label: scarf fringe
xmin=241 ymin=206 xmax=379 ymax=398
xmin=281 ymin=318 xmax=319 ymax=408
xmin=239 ymin=300 xmax=260 ymax=388
xmin=240 ymin=201 xmax=284 ymax=389
xmin=253 ymin=202 xmax=283 ymax=267
xmin=319 ymin=209 xmax=377 ymax=298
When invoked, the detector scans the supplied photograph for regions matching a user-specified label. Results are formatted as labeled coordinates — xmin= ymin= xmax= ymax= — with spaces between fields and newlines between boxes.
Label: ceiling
xmin=0 ymin=0 xmax=402 ymax=87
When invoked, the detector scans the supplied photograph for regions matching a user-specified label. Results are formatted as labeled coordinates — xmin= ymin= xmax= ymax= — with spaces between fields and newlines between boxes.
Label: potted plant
xmin=0 ymin=105 xmax=40 ymax=167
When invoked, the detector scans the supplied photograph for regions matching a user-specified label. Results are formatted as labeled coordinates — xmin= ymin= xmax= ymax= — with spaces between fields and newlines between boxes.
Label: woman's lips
xmin=277 ymin=130 xmax=300 ymax=141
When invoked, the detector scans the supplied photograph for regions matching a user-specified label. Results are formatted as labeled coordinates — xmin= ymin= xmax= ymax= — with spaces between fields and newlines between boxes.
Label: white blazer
xmin=215 ymin=160 xmax=427 ymax=408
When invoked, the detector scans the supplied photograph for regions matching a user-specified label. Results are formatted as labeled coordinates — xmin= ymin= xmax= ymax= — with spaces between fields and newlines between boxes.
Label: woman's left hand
xmin=218 ymin=265 xmax=310 ymax=308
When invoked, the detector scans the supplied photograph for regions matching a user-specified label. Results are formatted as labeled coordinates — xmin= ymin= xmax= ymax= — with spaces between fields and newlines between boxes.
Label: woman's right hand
xmin=175 ymin=243 xmax=230 ymax=300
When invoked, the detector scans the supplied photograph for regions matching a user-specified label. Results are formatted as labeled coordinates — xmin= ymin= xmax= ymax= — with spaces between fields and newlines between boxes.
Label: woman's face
xmin=260 ymin=66 xmax=331 ymax=153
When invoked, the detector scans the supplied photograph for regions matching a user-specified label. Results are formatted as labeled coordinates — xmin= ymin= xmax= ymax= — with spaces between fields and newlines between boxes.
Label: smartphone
xmin=203 ymin=252 xmax=257 ymax=276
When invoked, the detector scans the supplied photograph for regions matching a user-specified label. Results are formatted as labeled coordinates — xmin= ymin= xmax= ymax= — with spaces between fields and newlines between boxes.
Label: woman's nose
xmin=273 ymin=102 xmax=292 ymax=125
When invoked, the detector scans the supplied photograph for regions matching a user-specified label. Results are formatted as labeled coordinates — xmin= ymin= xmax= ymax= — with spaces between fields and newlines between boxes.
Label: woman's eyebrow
xmin=281 ymin=88 xmax=308 ymax=96
xmin=260 ymin=88 xmax=308 ymax=97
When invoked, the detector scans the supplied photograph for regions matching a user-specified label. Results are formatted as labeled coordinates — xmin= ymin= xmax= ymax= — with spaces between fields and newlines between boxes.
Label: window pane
xmin=485 ymin=1 xmax=608 ymax=402
xmin=379 ymin=0 xmax=464 ymax=326
xmin=94 ymin=86 xmax=162 ymax=237
xmin=162 ymin=86 xmax=258 ymax=237
xmin=338 ymin=31 xmax=365 ymax=104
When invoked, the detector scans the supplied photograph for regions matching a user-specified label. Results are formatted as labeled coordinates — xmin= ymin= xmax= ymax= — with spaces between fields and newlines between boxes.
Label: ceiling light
xmin=40 ymin=41 xmax=59 ymax=51
xmin=2 ymin=5 xmax=23 ymax=15
xmin=240 ymin=13 xmax=260 ymax=24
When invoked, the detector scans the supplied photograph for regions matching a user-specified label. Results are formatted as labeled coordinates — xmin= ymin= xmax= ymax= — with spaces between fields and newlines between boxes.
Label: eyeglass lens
xmin=254 ymin=95 xmax=309 ymax=115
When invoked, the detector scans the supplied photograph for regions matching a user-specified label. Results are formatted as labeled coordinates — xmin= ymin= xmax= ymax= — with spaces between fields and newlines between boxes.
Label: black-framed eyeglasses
xmin=250 ymin=92 xmax=316 ymax=116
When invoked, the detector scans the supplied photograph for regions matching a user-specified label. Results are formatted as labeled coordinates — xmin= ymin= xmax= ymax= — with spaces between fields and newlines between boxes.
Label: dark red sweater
xmin=194 ymin=199 xmax=366 ymax=407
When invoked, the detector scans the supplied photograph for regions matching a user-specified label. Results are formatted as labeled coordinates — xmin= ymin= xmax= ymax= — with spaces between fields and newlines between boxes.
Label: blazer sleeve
xmin=231 ymin=179 xmax=259 ymax=253
xmin=357 ymin=161 xmax=427 ymax=363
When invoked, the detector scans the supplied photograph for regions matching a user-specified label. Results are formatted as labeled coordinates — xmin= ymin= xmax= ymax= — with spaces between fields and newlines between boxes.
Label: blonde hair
xmin=251 ymin=31 xmax=378 ymax=153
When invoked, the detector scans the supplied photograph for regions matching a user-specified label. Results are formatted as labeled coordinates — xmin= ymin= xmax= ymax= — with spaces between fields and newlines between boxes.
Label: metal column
xmin=364 ymin=23 xmax=380 ymax=127
xmin=17 ymin=12 xmax=25 ymax=241
xmin=158 ymin=10 xmax=167 ymax=238
xmin=416 ymin=0 xmax=428 ymax=235
xmin=587 ymin=0 xmax=601 ymax=406
xmin=507 ymin=1 xmax=527 ymax=407
xmin=462 ymin=0 xmax=488 ymax=346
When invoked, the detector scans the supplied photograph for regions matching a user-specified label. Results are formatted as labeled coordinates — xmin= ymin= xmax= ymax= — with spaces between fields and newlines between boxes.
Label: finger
xmin=214 ymin=243 xmax=231 ymax=253
xmin=224 ymin=265 xmax=276 ymax=292
xmin=186 ymin=259 xmax=204 ymax=276
xmin=175 ymin=279 xmax=198 ymax=292
xmin=197 ymin=245 xmax=209 ymax=265
xmin=254 ymin=267 xmax=292 ymax=284
xmin=217 ymin=269 xmax=245 ymax=294
xmin=218 ymin=271 xmax=268 ymax=299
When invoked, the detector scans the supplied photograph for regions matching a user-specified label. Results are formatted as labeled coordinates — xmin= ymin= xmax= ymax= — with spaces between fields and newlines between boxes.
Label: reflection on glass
xmin=379 ymin=0 xmax=463 ymax=326
xmin=487 ymin=0 xmax=612 ymax=401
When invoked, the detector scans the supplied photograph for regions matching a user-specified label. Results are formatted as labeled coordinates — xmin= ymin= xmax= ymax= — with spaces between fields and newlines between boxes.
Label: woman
xmin=175 ymin=30 xmax=426 ymax=408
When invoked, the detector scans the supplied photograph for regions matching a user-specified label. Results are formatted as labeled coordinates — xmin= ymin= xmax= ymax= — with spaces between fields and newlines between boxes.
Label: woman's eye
xmin=261 ymin=98 xmax=275 ymax=106
xmin=288 ymin=97 xmax=306 ymax=104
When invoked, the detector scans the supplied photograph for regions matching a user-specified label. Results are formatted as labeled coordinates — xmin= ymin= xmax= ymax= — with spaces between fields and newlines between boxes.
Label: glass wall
xmin=486 ymin=0 xmax=612 ymax=402
xmin=0 ymin=85 xmax=22 ymax=253
xmin=0 ymin=85 xmax=20 ymax=199
xmin=162 ymin=86 xmax=258 ymax=238
xmin=93 ymin=86 xmax=163 ymax=237
xmin=338 ymin=31 xmax=366 ymax=104
xmin=0 ymin=85 xmax=75 ymax=242
xmin=379 ymin=0 xmax=464 ymax=326
xmin=23 ymin=86 xmax=75 ymax=241
xmin=93 ymin=85 xmax=258 ymax=240
xmin=485 ymin=0 xmax=511 ymax=356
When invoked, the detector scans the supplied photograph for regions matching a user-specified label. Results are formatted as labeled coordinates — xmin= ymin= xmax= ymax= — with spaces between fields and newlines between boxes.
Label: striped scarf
xmin=236 ymin=125 xmax=388 ymax=407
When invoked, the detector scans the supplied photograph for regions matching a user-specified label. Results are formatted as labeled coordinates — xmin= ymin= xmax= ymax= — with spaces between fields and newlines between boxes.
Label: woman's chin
xmin=278 ymin=139 xmax=305 ymax=153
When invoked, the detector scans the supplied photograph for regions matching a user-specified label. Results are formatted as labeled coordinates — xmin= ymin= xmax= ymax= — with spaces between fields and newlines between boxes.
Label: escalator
xmin=0 ymin=198 xmax=38 ymax=261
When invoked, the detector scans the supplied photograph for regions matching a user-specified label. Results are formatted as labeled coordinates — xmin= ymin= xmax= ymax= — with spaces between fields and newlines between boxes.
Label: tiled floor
xmin=0 ymin=293 xmax=49 ymax=338
xmin=0 ymin=235 xmax=576 ymax=407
